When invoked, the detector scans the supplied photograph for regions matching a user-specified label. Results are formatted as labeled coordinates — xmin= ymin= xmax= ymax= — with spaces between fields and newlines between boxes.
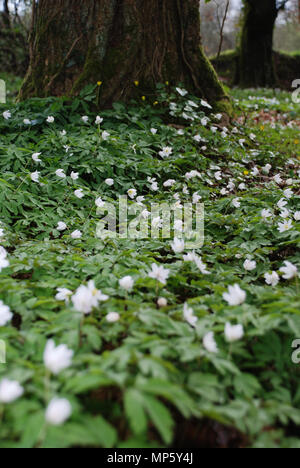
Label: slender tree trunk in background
xmin=238 ymin=0 xmax=278 ymax=88
xmin=2 ymin=0 xmax=11 ymax=27
xmin=19 ymin=0 xmax=230 ymax=112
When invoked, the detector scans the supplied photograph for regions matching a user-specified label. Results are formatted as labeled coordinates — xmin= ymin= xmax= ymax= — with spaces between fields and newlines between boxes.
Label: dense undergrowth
xmin=0 ymin=82 xmax=299 ymax=448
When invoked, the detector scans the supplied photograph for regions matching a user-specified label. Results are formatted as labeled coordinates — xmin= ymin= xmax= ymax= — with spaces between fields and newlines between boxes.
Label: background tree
xmin=19 ymin=0 xmax=230 ymax=112
xmin=0 ymin=0 xmax=31 ymax=75
xmin=274 ymin=0 xmax=300 ymax=51
xmin=237 ymin=0 xmax=289 ymax=88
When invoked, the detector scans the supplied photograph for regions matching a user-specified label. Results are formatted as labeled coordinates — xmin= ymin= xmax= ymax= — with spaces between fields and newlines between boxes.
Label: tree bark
xmin=237 ymin=0 xmax=278 ymax=88
xmin=19 ymin=0 xmax=230 ymax=112
xmin=1 ymin=0 xmax=11 ymax=28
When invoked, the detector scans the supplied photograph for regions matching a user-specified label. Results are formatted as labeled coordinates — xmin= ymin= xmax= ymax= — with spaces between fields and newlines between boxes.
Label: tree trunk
xmin=1 ymin=0 xmax=11 ymax=28
xmin=237 ymin=0 xmax=278 ymax=88
xmin=19 ymin=0 xmax=230 ymax=112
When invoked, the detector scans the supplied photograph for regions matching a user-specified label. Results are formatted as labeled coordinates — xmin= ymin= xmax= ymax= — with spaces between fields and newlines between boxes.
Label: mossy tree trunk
xmin=238 ymin=0 xmax=278 ymax=88
xmin=19 ymin=0 xmax=230 ymax=111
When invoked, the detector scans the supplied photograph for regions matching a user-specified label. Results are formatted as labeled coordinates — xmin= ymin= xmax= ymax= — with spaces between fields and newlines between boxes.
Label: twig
xmin=216 ymin=0 xmax=230 ymax=60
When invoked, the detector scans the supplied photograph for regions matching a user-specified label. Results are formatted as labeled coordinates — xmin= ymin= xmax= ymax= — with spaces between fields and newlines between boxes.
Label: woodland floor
xmin=0 ymin=76 xmax=299 ymax=448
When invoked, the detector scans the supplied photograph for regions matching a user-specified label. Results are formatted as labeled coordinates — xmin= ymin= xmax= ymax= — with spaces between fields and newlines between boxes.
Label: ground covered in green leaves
xmin=0 ymin=83 xmax=299 ymax=448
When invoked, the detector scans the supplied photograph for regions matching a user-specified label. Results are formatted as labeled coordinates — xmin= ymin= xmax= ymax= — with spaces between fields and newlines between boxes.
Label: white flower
xmin=294 ymin=212 xmax=300 ymax=221
xmin=87 ymin=280 xmax=108 ymax=303
xmin=223 ymin=284 xmax=246 ymax=306
xmin=261 ymin=209 xmax=272 ymax=220
xmin=81 ymin=116 xmax=89 ymax=123
xmin=127 ymin=188 xmax=137 ymax=199
xmin=283 ymin=189 xmax=293 ymax=199
xmin=150 ymin=128 xmax=157 ymax=135
xmin=0 ymin=246 xmax=7 ymax=257
xmin=201 ymin=117 xmax=209 ymax=126
xmin=157 ymin=297 xmax=168 ymax=308
xmin=55 ymin=288 xmax=72 ymax=303
xmin=220 ymin=188 xmax=229 ymax=196
xmin=95 ymin=197 xmax=105 ymax=208
xmin=274 ymin=174 xmax=283 ymax=184
xmin=31 ymin=171 xmax=40 ymax=183
xmin=243 ymin=259 xmax=256 ymax=271
xmin=262 ymin=164 xmax=272 ymax=174
xmin=203 ymin=332 xmax=218 ymax=353
xmin=201 ymin=99 xmax=212 ymax=109
xmin=106 ymin=312 xmax=120 ymax=323
xmin=0 ymin=379 xmax=23 ymax=403
xmin=102 ymin=131 xmax=110 ymax=140
xmin=264 ymin=271 xmax=280 ymax=287
xmin=280 ymin=208 xmax=290 ymax=219
xmin=193 ymin=134 xmax=203 ymax=143
xmin=159 ymin=147 xmax=173 ymax=158
xmin=119 ymin=276 xmax=134 ymax=291
xmin=23 ymin=119 xmax=31 ymax=125
xmin=164 ymin=179 xmax=176 ymax=188
xmin=171 ymin=237 xmax=185 ymax=254
xmin=71 ymin=230 xmax=82 ymax=239
xmin=148 ymin=263 xmax=170 ymax=285
xmin=43 ymin=340 xmax=73 ymax=375
xmin=136 ymin=196 xmax=145 ymax=205
xmin=193 ymin=192 xmax=202 ymax=204
xmin=214 ymin=171 xmax=222 ymax=181
xmin=215 ymin=113 xmax=222 ymax=120
xmin=56 ymin=169 xmax=66 ymax=179
xmin=56 ymin=221 xmax=67 ymax=231
xmin=95 ymin=116 xmax=103 ymax=125
xmin=72 ymin=282 xmax=108 ymax=315
xmin=150 ymin=181 xmax=159 ymax=191
xmin=32 ymin=153 xmax=42 ymax=164
xmin=174 ymin=219 xmax=183 ymax=232
xmin=74 ymin=189 xmax=84 ymax=199
xmin=3 ymin=110 xmax=11 ymax=120
xmin=176 ymin=87 xmax=188 ymax=96
xmin=194 ymin=257 xmax=210 ymax=275
xmin=0 ymin=229 xmax=4 ymax=238
xmin=185 ymin=170 xmax=201 ymax=180
xmin=152 ymin=217 xmax=163 ymax=229
xmin=70 ymin=172 xmax=79 ymax=180
xmin=45 ymin=398 xmax=72 ymax=426
xmin=279 ymin=261 xmax=298 ymax=280
xmin=72 ymin=285 xmax=93 ymax=314
xmin=141 ymin=209 xmax=150 ymax=219
xmin=105 ymin=178 xmax=114 ymax=186
xmin=277 ymin=198 xmax=288 ymax=210
xmin=0 ymin=252 xmax=9 ymax=272
xmin=278 ymin=219 xmax=293 ymax=233
xmin=0 ymin=301 xmax=13 ymax=326
xmin=232 ymin=198 xmax=241 ymax=208
xmin=251 ymin=167 xmax=259 ymax=176
xmin=225 ymin=323 xmax=244 ymax=342
xmin=227 ymin=181 xmax=235 ymax=191
xmin=60 ymin=130 xmax=67 ymax=136
xmin=46 ymin=116 xmax=54 ymax=123
xmin=183 ymin=303 xmax=197 ymax=328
